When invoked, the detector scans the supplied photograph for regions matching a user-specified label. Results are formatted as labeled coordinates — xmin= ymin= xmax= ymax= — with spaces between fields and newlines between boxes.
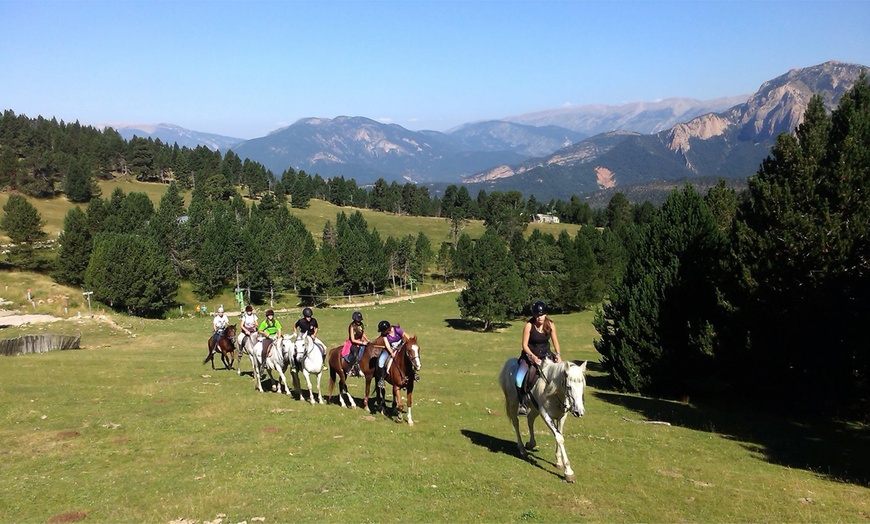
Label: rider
xmin=295 ymin=307 xmax=328 ymax=363
xmin=258 ymin=309 xmax=282 ymax=367
xmin=376 ymin=320 xmax=412 ymax=388
xmin=345 ymin=310 xmax=368 ymax=377
xmin=517 ymin=301 xmax=562 ymax=416
xmin=211 ymin=305 xmax=230 ymax=351
xmin=239 ymin=304 xmax=259 ymax=350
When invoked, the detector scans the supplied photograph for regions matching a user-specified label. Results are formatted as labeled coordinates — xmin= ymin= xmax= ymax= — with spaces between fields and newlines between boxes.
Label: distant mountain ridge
xmin=114 ymin=123 xmax=244 ymax=152
xmin=464 ymin=61 xmax=867 ymax=201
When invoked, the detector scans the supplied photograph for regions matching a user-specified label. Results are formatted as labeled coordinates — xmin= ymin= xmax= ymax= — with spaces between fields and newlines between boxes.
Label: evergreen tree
xmin=457 ymin=228 xmax=527 ymax=331
xmin=84 ymin=232 xmax=178 ymax=317
xmin=594 ymin=185 xmax=725 ymax=395
xmin=729 ymin=79 xmax=870 ymax=408
xmin=53 ymin=207 xmax=91 ymax=285
xmin=413 ymin=231 xmax=434 ymax=281
xmin=0 ymin=194 xmax=47 ymax=269
xmin=63 ymin=156 xmax=98 ymax=203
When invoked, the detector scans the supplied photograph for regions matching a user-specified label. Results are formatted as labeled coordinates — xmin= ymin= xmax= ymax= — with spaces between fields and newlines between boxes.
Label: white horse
xmin=499 ymin=357 xmax=587 ymax=483
xmin=236 ymin=331 xmax=258 ymax=376
xmin=251 ymin=334 xmax=295 ymax=395
xmin=288 ymin=334 xmax=325 ymax=404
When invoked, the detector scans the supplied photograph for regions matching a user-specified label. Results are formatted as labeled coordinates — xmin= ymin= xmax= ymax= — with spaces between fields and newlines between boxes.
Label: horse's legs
xmin=406 ymin=389 xmax=414 ymax=426
xmin=314 ymin=371 xmax=324 ymax=404
xmin=303 ymin=371 xmax=316 ymax=405
xmin=275 ymin=366 xmax=291 ymax=396
xmin=537 ymin=410 xmax=574 ymax=482
xmin=525 ymin=411 xmax=538 ymax=451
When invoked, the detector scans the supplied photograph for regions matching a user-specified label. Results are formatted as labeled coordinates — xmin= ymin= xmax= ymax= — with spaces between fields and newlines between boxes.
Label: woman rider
xmin=239 ymin=304 xmax=258 ymax=351
xmin=516 ymin=301 xmax=562 ymax=415
xmin=376 ymin=320 xmax=412 ymax=388
xmin=295 ymin=307 xmax=328 ymax=367
xmin=345 ymin=311 xmax=368 ymax=376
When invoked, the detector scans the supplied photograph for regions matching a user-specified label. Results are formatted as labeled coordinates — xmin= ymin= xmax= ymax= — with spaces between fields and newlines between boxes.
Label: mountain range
xmin=115 ymin=60 xmax=866 ymax=203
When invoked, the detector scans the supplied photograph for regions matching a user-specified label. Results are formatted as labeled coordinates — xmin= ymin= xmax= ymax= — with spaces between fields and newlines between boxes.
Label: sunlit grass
xmin=1 ymin=287 xmax=868 ymax=523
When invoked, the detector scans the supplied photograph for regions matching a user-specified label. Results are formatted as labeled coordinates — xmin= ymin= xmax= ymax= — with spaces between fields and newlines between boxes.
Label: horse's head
xmin=226 ymin=324 xmax=237 ymax=338
xmin=564 ymin=360 xmax=587 ymax=418
xmin=405 ymin=335 xmax=421 ymax=372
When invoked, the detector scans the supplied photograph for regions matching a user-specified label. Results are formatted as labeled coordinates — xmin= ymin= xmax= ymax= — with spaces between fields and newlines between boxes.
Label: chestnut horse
xmin=326 ymin=342 xmax=359 ymax=408
xmin=202 ymin=324 xmax=237 ymax=370
xmin=372 ymin=335 xmax=421 ymax=425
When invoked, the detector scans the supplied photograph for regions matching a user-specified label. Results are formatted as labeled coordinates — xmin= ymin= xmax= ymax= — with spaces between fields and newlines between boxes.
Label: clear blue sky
xmin=2 ymin=0 xmax=868 ymax=139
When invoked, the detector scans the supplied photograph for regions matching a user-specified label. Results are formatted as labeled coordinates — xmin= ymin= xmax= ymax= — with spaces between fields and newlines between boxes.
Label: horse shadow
xmin=593 ymin=390 xmax=870 ymax=487
xmin=460 ymin=429 xmax=565 ymax=480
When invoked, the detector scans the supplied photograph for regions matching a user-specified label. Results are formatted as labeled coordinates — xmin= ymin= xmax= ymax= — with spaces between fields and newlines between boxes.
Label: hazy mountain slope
xmin=115 ymin=123 xmax=244 ymax=151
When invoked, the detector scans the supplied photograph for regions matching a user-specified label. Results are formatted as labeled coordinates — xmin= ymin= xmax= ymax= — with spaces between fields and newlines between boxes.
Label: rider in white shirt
xmin=239 ymin=304 xmax=259 ymax=349
xmin=212 ymin=306 xmax=230 ymax=348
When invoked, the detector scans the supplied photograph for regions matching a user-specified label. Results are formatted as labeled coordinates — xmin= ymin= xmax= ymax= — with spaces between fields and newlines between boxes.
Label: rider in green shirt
xmin=258 ymin=309 xmax=282 ymax=365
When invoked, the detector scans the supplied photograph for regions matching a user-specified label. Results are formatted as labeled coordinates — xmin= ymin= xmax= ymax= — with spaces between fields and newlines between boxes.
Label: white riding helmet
xmin=218 ymin=306 xmax=224 ymax=313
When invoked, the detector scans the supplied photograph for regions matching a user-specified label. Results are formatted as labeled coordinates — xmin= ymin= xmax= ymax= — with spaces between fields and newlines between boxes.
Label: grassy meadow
xmin=1 ymin=280 xmax=869 ymax=522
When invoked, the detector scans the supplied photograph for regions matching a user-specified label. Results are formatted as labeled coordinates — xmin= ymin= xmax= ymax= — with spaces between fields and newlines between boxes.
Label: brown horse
xmin=202 ymin=324 xmax=237 ymax=370
xmin=374 ymin=335 xmax=421 ymax=425
xmin=326 ymin=338 xmax=384 ymax=409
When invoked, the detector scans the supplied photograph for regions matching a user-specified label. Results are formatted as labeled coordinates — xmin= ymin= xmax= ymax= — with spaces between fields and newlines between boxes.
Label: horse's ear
xmin=575 ymin=360 xmax=588 ymax=372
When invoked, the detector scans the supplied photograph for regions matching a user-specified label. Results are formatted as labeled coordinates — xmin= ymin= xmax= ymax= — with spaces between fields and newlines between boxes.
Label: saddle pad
xmin=341 ymin=339 xmax=352 ymax=357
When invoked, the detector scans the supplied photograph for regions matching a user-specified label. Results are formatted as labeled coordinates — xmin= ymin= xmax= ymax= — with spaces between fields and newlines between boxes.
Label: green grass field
xmin=1 ymin=283 xmax=868 ymax=522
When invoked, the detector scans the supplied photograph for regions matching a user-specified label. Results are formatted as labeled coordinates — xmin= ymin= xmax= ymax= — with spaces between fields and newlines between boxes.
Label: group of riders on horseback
xmin=209 ymin=298 xmax=559 ymax=419
xmin=210 ymin=305 xmax=415 ymax=387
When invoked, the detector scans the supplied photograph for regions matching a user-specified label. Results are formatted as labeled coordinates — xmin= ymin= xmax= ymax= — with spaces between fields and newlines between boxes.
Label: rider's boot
xmin=516 ymin=386 xmax=528 ymax=416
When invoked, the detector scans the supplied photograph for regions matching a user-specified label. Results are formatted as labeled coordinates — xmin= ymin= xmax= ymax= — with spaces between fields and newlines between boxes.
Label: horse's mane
xmin=542 ymin=360 xmax=585 ymax=397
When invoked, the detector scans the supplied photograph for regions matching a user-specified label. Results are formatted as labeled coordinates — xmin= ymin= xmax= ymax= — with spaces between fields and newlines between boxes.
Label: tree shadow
xmin=444 ymin=318 xmax=510 ymax=332
xmin=594 ymin=390 xmax=870 ymax=487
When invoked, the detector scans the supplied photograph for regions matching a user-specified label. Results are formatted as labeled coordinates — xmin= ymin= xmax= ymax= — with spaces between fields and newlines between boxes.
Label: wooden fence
xmin=0 ymin=334 xmax=81 ymax=356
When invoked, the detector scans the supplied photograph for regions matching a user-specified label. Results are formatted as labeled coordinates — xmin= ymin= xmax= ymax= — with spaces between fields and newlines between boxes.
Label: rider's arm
xmin=550 ymin=321 xmax=562 ymax=363
xmin=521 ymin=322 xmax=541 ymax=366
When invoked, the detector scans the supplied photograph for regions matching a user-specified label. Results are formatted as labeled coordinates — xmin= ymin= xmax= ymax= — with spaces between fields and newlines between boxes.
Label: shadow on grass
xmin=444 ymin=318 xmax=510 ymax=332
xmin=460 ymin=429 xmax=567 ymax=481
xmin=594 ymin=390 xmax=870 ymax=487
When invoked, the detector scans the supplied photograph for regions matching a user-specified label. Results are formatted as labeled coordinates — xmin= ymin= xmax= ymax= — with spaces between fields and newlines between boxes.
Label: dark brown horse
xmin=326 ymin=338 xmax=385 ymax=409
xmin=374 ymin=335 xmax=421 ymax=424
xmin=202 ymin=324 xmax=237 ymax=370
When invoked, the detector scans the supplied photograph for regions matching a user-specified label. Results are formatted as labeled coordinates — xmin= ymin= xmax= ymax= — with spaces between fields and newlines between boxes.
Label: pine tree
xmin=730 ymin=77 xmax=870 ymax=407
xmin=594 ymin=185 xmax=724 ymax=395
xmin=457 ymin=228 xmax=527 ymax=331
xmin=53 ymin=207 xmax=91 ymax=285
xmin=84 ymin=232 xmax=178 ymax=317
xmin=0 ymin=194 xmax=47 ymax=269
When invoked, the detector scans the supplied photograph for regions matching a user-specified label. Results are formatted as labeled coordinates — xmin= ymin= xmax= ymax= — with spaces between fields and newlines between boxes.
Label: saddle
xmin=260 ymin=338 xmax=274 ymax=368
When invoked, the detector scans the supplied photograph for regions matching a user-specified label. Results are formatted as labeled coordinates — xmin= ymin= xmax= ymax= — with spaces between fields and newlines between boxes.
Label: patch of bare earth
xmin=595 ymin=166 xmax=616 ymax=189
xmin=47 ymin=510 xmax=89 ymax=524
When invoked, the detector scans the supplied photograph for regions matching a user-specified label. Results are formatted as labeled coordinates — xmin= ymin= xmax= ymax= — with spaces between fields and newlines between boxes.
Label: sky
xmin=2 ymin=0 xmax=869 ymax=139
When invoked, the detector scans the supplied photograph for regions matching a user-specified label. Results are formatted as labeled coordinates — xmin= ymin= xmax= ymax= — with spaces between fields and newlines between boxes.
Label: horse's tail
xmin=499 ymin=358 xmax=519 ymax=417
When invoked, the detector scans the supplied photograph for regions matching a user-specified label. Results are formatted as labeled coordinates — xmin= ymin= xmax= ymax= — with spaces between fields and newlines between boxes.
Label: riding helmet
xmin=217 ymin=306 xmax=224 ymax=313
xmin=378 ymin=320 xmax=391 ymax=333
xmin=352 ymin=311 xmax=363 ymax=323
xmin=245 ymin=305 xmax=253 ymax=313
xmin=531 ymin=301 xmax=547 ymax=316
xmin=302 ymin=307 xmax=313 ymax=317
xmin=265 ymin=309 xmax=274 ymax=316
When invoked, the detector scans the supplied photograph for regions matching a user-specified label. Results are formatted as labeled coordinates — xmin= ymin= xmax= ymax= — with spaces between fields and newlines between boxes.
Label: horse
xmin=202 ymin=324 xmax=237 ymax=370
xmin=288 ymin=334 xmax=325 ymax=404
xmin=326 ymin=342 xmax=359 ymax=408
xmin=373 ymin=335 xmax=422 ymax=425
xmin=236 ymin=329 xmax=258 ymax=377
xmin=498 ymin=357 xmax=587 ymax=483
xmin=251 ymin=334 xmax=294 ymax=395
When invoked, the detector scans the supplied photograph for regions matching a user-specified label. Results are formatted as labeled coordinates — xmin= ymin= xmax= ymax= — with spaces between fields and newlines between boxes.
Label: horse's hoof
xmin=564 ymin=474 xmax=576 ymax=483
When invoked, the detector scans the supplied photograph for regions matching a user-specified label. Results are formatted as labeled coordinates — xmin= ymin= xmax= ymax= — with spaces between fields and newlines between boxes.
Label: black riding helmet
xmin=531 ymin=301 xmax=547 ymax=316
xmin=266 ymin=309 xmax=274 ymax=317
xmin=245 ymin=304 xmax=253 ymax=313
xmin=378 ymin=320 xmax=391 ymax=333
xmin=352 ymin=311 xmax=363 ymax=323
xmin=302 ymin=307 xmax=313 ymax=317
